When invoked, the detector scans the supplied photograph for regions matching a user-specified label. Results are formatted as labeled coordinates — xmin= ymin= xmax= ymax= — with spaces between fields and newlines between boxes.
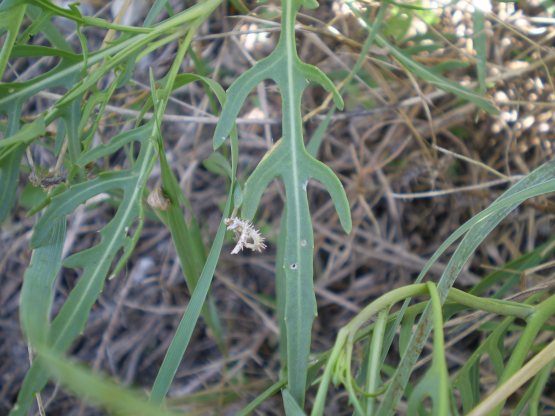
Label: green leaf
xmin=0 ymin=117 xmax=45 ymax=162
xmin=147 ymin=21 xmax=235 ymax=404
xmin=149 ymin=195 xmax=233 ymax=404
xmin=76 ymin=123 xmax=152 ymax=166
xmin=473 ymin=9 xmax=487 ymax=93
xmin=11 ymin=4 xmax=222 ymax=415
xmin=0 ymin=106 xmax=24 ymax=223
xmin=20 ymin=218 xmax=66 ymax=346
xmin=215 ymin=0 xmax=351 ymax=408
xmin=377 ymin=32 xmax=497 ymax=113
xmin=152 ymin=73 xmax=230 ymax=353
xmin=37 ymin=347 xmax=181 ymax=416
xmin=0 ymin=4 xmax=26 ymax=77
xmin=19 ymin=182 xmax=47 ymax=210
xmin=378 ymin=158 xmax=555 ymax=415
xmin=345 ymin=3 xmax=498 ymax=114
xmin=282 ymin=389 xmax=307 ymax=415
xmin=203 ymin=151 xmax=232 ymax=179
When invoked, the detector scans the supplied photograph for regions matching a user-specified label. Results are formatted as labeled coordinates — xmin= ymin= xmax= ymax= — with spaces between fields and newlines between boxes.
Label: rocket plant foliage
xmin=4 ymin=0 xmax=351 ymax=412
xmin=213 ymin=0 xmax=351 ymax=407
xmin=3 ymin=0 xmax=555 ymax=415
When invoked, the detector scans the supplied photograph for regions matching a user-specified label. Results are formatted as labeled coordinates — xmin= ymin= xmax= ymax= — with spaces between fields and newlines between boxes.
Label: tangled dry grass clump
xmin=1 ymin=0 xmax=555 ymax=414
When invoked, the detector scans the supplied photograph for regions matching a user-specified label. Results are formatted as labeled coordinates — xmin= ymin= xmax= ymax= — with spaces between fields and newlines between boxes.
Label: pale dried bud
xmin=147 ymin=186 xmax=170 ymax=211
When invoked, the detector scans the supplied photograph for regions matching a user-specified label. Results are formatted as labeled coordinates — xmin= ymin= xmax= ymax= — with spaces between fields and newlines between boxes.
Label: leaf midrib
xmin=284 ymin=0 xmax=305 ymax=394
xmin=285 ymin=1 xmax=301 ymax=264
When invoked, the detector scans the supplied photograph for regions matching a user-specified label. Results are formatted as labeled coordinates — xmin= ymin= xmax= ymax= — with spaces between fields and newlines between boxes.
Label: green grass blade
xmin=345 ymin=2 xmax=497 ymax=114
xmin=149 ymin=23 xmax=237 ymax=404
xmin=37 ymin=347 xmax=181 ymax=416
xmin=282 ymin=389 xmax=307 ymax=415
xmin=376 ymin=32 xmax=497 ymax=113
xmin=473 ymin=9 xmax=487 ymax=93
xmin=453 ymin=315 xmax=515 ymax=413
xmin=0 ymin=148 xmax=24 ymax=222
xmin=10 ymin=4 xmax=221 ymax=415
xmin=470 ymin=238 xmax=555 ymax=297
xmin=377 ymin=158 xmax=555 ymax=415
xmin=58 ymin=90 xmax=83 ymax=162
xmin=0 ymin=0 xmax=220 ymax=112
xmin=149 ymin=196 xmax=233 ymax=404
xmin=12 ymin=176 xmax=153 ymax=416
xmin=364 ymin=309 xmax=388 ymax=415
xmin=406 ymin=283 xmax=450 ymax=415
xmin=12 ymin=143 xmax=156 ymax=416
xmin=152 ymin=74 xmax=230 ymax=352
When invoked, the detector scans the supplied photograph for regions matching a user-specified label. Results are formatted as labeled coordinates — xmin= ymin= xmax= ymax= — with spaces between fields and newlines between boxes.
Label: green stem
xmin=427 ymin=282 xmax=449 ymax=415
xmin=364 ymin=309 xmax=388 ymax=415
xmin=491 ymin=293 xmax=555 ymax=414
xmin=448 ymin=288 xmax=534 ymax=319
xmin=348 ymin=284 xmax=430 ymax=333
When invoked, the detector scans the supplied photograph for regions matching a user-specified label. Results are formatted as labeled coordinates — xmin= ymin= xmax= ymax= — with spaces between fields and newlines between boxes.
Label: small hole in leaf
xmin=290 ymin=263 xmax=298 ymax=270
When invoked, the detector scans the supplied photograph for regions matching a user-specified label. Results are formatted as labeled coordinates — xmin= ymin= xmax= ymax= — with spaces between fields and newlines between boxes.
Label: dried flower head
xmin=225 ymin=217 xmax=267 ymax=255
xmin=147 ymin=186 xmax=170 ymax=211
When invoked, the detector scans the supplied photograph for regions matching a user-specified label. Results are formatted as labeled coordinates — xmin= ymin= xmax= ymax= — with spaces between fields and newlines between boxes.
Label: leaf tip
xmin=334 ymin=94 xmax=345 ymax=111
xmin=341 ymin=214 xmax=352 ymax=235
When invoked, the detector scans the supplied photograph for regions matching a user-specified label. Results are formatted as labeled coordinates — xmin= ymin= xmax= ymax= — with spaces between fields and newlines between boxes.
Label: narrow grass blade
xmin=149 ymin=196 xmax=233 ymax=403
xmin=453 ymin=314 xmax=515 ymax=413
xmin=12 ymin=142 xmax=156 ymax=416
xmin=377 ymin=158 xmax=555 ymax=415
xmin=37 ymin=347 xmax=181 ymax=416
xmin=376 ymin=32 xmax=497 ymax=113
xmin=406 ymin=284 xmax=450 ymax=415
xmin=345 ymin=2 xmax=497 ymax=114
xmin=58 ymin=91 xmax=83 ymax=162
xmin=467 ymin=337 xmax=555 ymax=416
xmin=473 ymin=9 xmax=487 ymax=93
xmin=282 ymin=389 xmax=307 ymax=415
xmin=149 ymin=42 xmax=239 ymax=403
xmin=152 ymin=74 xmax=230 ymax=352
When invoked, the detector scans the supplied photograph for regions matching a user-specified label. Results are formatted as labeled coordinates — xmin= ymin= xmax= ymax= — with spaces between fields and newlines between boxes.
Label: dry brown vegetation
xmin=1 ymin=0 xmax=555 ymax=414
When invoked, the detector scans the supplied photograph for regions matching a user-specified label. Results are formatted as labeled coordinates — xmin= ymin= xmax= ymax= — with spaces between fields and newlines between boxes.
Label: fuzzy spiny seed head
xmin=225 ymin=217 xmax=267 ymax=254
